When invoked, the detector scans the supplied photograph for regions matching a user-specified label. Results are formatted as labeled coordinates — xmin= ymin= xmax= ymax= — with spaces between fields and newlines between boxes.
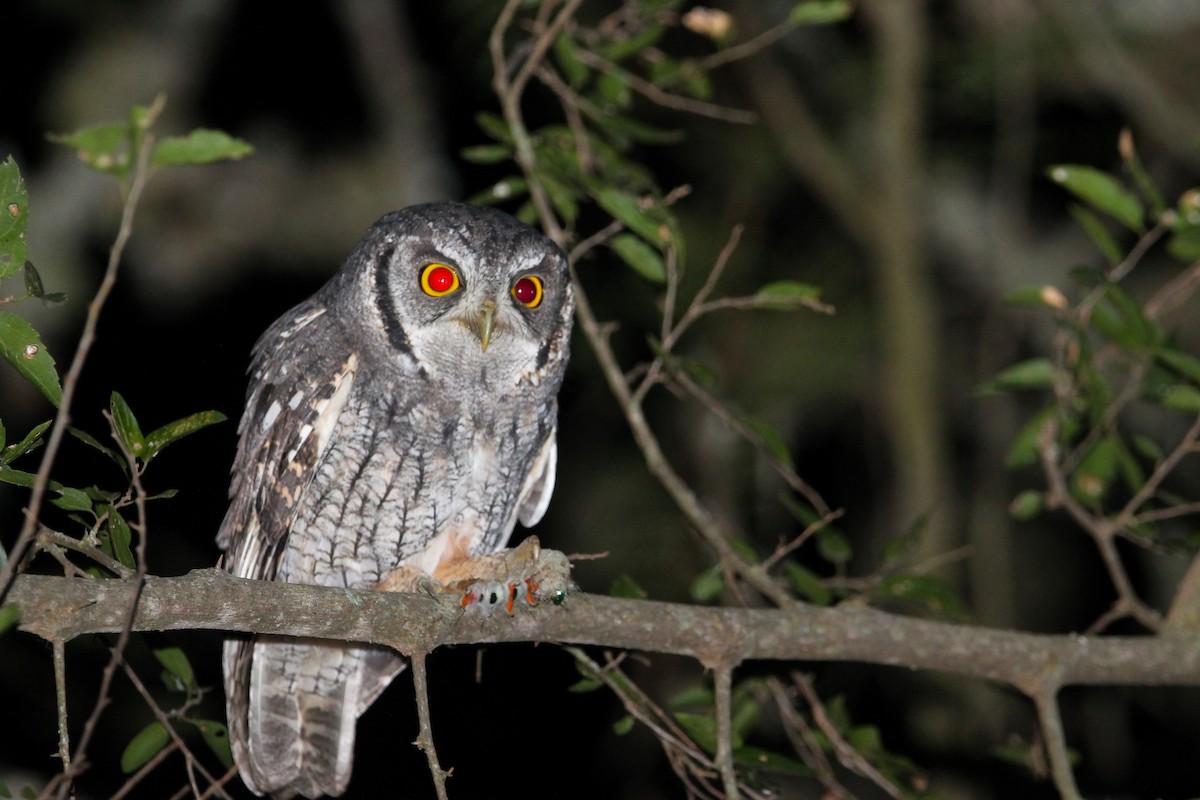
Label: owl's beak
xmin=477 ymin=299 xmax=496 ymax=352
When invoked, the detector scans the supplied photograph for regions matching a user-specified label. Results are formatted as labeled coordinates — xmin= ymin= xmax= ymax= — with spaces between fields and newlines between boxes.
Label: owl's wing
xmin=218 ymin=301 xmax=356 ymax=582
xmin=219 ymin=300 xmax=374 ymax=797
xmin=516 ymin=425 xmax=557 ymax=527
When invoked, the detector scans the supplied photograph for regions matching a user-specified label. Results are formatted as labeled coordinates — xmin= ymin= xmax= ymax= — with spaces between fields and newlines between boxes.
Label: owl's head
xmin=329 ymin=202 xmax=573 ymax=388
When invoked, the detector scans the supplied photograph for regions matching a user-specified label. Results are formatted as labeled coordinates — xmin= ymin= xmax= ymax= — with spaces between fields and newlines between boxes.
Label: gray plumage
xmin=217 ymin=202 xmax=573 ymax=798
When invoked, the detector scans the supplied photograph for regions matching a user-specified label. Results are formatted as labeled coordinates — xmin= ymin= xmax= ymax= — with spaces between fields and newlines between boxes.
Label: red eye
xmin=420 ymin=263 xmax=460 ymax=297
xmin=511 ymin=275 xmax=543 ymax=308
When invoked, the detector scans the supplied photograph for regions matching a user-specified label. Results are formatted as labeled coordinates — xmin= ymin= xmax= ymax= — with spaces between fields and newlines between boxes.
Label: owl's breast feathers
xmin=219 ymin=295 xmax=559 ymax=591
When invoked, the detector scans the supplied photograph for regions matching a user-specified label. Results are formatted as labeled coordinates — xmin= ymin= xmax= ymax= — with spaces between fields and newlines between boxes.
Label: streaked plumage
xmin=218 ymin=202 xmax=573 ymax=798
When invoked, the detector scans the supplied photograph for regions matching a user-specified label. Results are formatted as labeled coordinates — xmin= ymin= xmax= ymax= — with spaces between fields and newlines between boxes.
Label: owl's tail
xmin=224 ymin=637 xmax=404 ymax=798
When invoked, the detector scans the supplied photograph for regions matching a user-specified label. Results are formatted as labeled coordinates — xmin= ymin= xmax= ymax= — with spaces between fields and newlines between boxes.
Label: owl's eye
xmin=420 ymin=263 xmax=460 ymax=297
xmin=511 ymin=275 xmax=543 ymax=308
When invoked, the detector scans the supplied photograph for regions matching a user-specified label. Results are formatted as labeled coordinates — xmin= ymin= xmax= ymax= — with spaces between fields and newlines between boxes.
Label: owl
xmin=217 ymin=202 xmax=574 ymax=798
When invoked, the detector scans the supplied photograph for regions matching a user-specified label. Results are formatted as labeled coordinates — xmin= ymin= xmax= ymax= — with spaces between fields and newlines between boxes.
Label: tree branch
xmin=9 ymin=570 xmax=1200 ymax=691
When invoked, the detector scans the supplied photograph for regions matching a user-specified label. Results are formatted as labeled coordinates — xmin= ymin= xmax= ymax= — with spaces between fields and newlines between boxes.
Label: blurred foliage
xmin=0 ymin=105 xmax=246 ymax=797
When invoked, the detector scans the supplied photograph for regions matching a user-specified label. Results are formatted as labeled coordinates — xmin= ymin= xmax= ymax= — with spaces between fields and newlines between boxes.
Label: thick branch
xmin=8 ymin=570 xmax=1200 ymax=690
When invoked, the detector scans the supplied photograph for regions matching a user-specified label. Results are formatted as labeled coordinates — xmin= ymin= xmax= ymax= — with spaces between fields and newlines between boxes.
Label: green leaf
xmin=609 ymin=574 xmax=648 ymax=599
xmin=50 ymin=486 xmax=93 ymax=512
xmin=1072 ymin=436 xmax=1121 ymax=504
xmin=2 ymin=420 xmax=50 ymax=465
xmin=23 ymin=260 xmax=43 ymax=298
xmin=783 ymin=562 xmax=831 ymax=605
xmin=553 ymin=34 xmax=589 ymax=89
xmin=1120 ymin=130 xmax=1167 ymax=218
xmin=1167 ymin=215 xmax=1200 ymax=262
xmin=0 ymin=310 xmax=62 ymax=406
xmin=153 ymin=129 xmax=253 ymax=167
xmin=596 ymin=188 xmax=669 ymax=248
xmin=193 ymin=719 xmax=234 ymax=769
xmin=475 ymin=112 xmax=512 ymax=143
xmin=609 ymin=233 xmax=666 ymax=283
xmin=106 ymin=508 xmax=136 ymax=569
xmin=1156 ymin=348 xmax=1200 ymax=386
xmin=0 ymin=602 xmax=19 ymax=635
xmin=67 ymin=426 xmax=127 ymax=471
xmin=459 ymin=144 xmax=512 ymax=165
xmin=689 ymin=566 xmax=725 ymax=602
xmin=144 ymin=410 xmax=226 ymax=461
xmin=1132 ymin=434 xmax=1163 ymax=463
xmin=848 ymin=723 xmax=884 ymax=754
xmin=669 ymin=686 xmax=714 ymax=708
xmin=48 ymin=121 xmax=133 ymax=175
xmin=0 ymin=466 xmax=37 ymax=487
xmin=1004 ymin=284 xmax=1069 ymax=310
xmin=567 ymin=677 xmax=603 ymax=693
xmin=733 ymin=745 xmax=814 ymax=776
xmin=0 ymin=156 xmax=29 ymax=280
xmin=597 ymin=71 xmax=632 ymax=109
xmin=539 ymin=172 xmax=580 ymax=225
xmin=599 ymin=24 xmax=666 ymax=62
xmin=1008 ymin=489 xmax=1043 ymax=521
xmin=754 ymin=280 xmax=824 ymax=310
xmin=1067 ymin=204 xmax=1124 ymax=265
xmin=467 ymin=177 xmax=528 ymax=206
xmin=816 ymin=527 xmax=852 ymax=565
xmin=109 ymin=391 xmax=145 ymax=458
xmin=591 ymin=114 xmax=684 ymax=145
xmin=1047 ymin=164 xmax=1144 ymax=233
xmin=981 ymin=358 xmax=1056 ymax=394
xmin=880 ymin=574 xmax=961 ymax=616
xmin=120 ymin=721 xmax=170 ymax=773
xmin=730 ymin=688 xmax=760 ymax=739
xmin=673 ymin=712 xmax=719 ymax=752
xmin=1161 ymin=385 xmax=1200 ymax=414
xmin=153 ymin=646 xmax=196 ymax=692
xmin=740 ymin=413 xmax=794 ymax=468
xmin=612 ymin=715 xmax=635 ymax=736
xmin=789 ymin=0 xmax=854 ymax=25
xmin=1092 ymin=284 xmax=1159 ymax=349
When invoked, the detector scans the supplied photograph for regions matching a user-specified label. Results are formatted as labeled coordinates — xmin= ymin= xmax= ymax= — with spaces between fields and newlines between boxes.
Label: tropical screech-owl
xmin=217 ymin=202 xmax=574 ymax=798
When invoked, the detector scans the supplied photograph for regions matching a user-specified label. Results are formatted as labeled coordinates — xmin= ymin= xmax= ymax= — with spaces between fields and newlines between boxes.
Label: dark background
xmin=4 ymin=1 xmax=1200 ymax=798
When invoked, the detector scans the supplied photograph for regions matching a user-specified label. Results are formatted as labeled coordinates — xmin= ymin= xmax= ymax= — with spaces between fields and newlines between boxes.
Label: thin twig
xmin=1030 ymin=685 xmax=1082 ymax=800
xmin=36 ymin=527 xmax=135 ymax=578
xmin=793 ymin=672 xmax=906 ymax=800
xmin=764 ymin=677 xmax=849 ymax=798
xmin=671 ymin=367 xmax=833 ymax=517
xmin=697 ymin=16 xmax=802 ymax=71
xmin=573 ymin=48 xmax=757 ymax=124
xmin=109 ymin=741 xmax=183 ymax=800
xmin=711 ymin=663 xmax=741 ymax=799
xmin=53 ymin=640 xmax=70 ymax=773
xmin=1037 ymin=419 xmax=1162 ymax=633
xmin=410 ymin=652 xmax=451 ymax=800
xmin=119 ymin=660 xmax=234 ymax=800
xmin=1116 ymin=416 xmax=1200 ymax=529
xmin=761 ymin=509 xmax=845 ymax=571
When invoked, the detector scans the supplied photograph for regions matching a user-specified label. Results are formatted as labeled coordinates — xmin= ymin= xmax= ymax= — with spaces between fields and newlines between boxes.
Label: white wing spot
xmin=285 ymin=355 xmax=358 ymax=463
xmin=288 ymin=390 xmax=304 ymax=409
xmin=260 ymin=400 xmax=282 ymax=432
xmin=278 ymin=306 xmax=327 ymax=339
